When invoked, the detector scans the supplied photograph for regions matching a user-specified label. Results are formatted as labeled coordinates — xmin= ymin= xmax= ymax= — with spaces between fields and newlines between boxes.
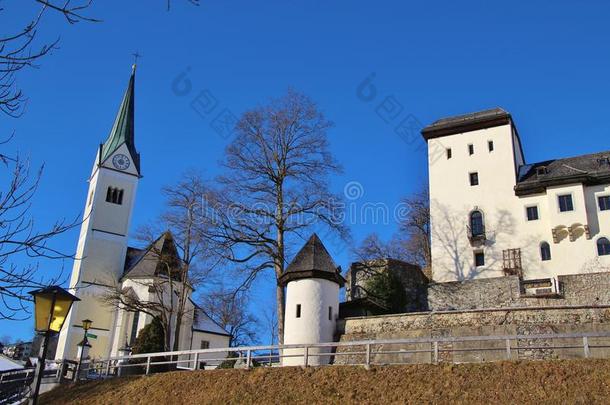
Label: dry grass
xmin=41 ymin=359 xmax=610 ymax=404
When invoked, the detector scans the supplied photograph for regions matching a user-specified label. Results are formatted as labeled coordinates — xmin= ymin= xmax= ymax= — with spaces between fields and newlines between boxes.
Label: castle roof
xmin=421 ymin=107 xmax=512 ymax=140
xmin=515 ymin=150 xmax=610 ymax=196
xmin=278 ymin=233 xmax=345 ymax=287
xmin=100 ymin=67 xmax=140 ymax=174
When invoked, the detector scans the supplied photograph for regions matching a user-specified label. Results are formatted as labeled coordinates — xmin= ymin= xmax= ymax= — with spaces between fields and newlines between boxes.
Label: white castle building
xmin=55 ymin=68 xmax=229 ymax=361
xmin=423 ymin=108 xmax=610 ymax=282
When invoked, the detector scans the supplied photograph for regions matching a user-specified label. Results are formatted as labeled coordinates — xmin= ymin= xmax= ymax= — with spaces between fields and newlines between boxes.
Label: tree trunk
xmin=276 ymin=283 xmax=285 ymax=344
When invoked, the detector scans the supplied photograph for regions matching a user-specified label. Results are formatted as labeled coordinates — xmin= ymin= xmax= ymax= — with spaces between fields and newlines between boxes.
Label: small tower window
xmin=526 ymin=206 xmax=539 ymax=221
xmin=488 ymin=140 xmax=494 ymax=152
xmin=106 ymin=187 xmax=124 ymax=205
xmin=296 ymin=304 xmax=301 ymax=318
xmin=468 ymin=144 xmax=474 ymax=155
xmin=469 ymin=172 xmax=479 ymax=186
xmin=474 ymin=251 xmax=485 ymax=267
xmin=446 ymin=148 xmax=452 ymax=159
xmin=598 ymin=237 xmax=610 ymax=256
xmin=540 ymin=242 xmax=551 ymax=261
xmin=558 ymin=194 xmax=574 ymax=212
xmin=599 ymin=196 xmax=610 ymax=211
xmin=328 ymin=306 xmax=333 ymax=321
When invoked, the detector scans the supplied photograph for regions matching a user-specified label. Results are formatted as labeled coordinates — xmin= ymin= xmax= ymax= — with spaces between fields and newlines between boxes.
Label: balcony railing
xmin=467 ymin=225 xmax=486 ymax=242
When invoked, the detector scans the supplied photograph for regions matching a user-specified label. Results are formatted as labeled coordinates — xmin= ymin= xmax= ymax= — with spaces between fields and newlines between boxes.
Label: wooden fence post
xmin=145 ymin=356 xmax=152 ymax=375
xmin=433 ymin=341 xmax=439 ymax=364
xmin=365 ymin=343 xmax=371 ymax=369
xmin=246 ymin=350 xmax=252 ymax=369
xmin=105 ymin=360 xmax=111 ymax=378
xmin=505 ymin=339 xmax=511 ymax=360
xmin=304 ymin=346 xmax=309 ymax=367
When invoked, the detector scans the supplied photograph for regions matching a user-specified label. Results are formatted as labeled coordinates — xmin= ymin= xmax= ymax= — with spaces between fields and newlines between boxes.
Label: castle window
xmin=599 ymin=196 xmax=610 ymax=211
xmin=200 ymin=340 xmax=210 ymax=350
xmin=468 ymin=144 xmax=474 ymax=155
xmin=540 ymin=242 xmax=551 ymax=261
xmin=558 ymin=194 xmax=573 ymax=212
xmin=474 ymin=251 xmax=485 ymax=267
xmin=526 ymin=206 xmax=539 ymax=221
xmin=446 ymin=148 xmax=452 ymax=159
xmin=328 ymin=306 xmax=333 ymax=321
xmin=469 ymin=172 xmax=479 ymax=186
xmin=488 ymin=140 xmax=494 ymax=152
xmin=296 ymin=304 xmax=301 ymax=318
xmin=469 ymin=210 xmax=484 ymax=237
xmin=598 ymin=237 xmax=610 ymax=256
xmin=106 ymin=187 xmax=124 ymax=205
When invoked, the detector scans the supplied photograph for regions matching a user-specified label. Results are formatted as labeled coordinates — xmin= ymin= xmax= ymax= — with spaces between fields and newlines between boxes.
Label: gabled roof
xmin=190 ymin=299 xmax=231 ymax=337
xmin=515 ymin=151 xmax=610 ymax=196
xmin=100 ymin=67 xmax=140 ymax=174
xmin=278 ymin=233 xmax=345 ymax=286
xmin=421 ymin=108 xmax=512 ymax=140
xmin=121 ymin=232 xmax=183 ymax=281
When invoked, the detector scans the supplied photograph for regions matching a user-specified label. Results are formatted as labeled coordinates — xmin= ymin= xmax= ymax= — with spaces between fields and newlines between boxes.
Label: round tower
xmin=280 ymin=234 xmax=345 ymax=366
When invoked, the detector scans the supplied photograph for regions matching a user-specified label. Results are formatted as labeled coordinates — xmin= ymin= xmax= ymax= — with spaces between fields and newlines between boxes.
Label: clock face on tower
xmin=112 ymin=154 xmax=130 ymax=170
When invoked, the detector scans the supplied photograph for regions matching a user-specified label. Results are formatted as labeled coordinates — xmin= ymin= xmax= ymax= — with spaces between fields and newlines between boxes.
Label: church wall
xmin=187 ymin=331 xmax=230 ymax=369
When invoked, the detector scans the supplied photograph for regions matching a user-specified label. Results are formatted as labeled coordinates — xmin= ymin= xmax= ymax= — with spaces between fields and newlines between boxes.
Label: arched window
xmin=598 ymin=237 xmax=610 ymax=256
xmin=469 ymin=210 xmax=484 ymax=237
xmin=540 ymin=242 xmax=551 ymax=261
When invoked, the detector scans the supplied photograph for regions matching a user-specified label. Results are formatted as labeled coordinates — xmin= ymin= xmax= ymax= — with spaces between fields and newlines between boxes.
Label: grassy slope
xmin=40 ymin=359 xmax=610 ymax=404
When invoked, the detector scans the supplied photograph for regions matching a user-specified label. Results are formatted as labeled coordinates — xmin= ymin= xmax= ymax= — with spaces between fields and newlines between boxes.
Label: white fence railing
xmin=80 ymin=330 xmax=610 ymax=380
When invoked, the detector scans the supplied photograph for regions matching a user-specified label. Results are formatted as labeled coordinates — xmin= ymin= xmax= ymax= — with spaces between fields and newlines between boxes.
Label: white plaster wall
xmin=189 ymin=332 xmax=230 ymax=369
xmin=428 ymin=123 xmax=610 ymax=282
xmin=282 ymin=279 xmax=339 ymax=366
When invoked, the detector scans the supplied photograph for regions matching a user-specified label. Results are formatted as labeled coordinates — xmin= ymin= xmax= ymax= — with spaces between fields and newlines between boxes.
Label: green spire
xmin=100 ymin=67 xmax=140 ymax=173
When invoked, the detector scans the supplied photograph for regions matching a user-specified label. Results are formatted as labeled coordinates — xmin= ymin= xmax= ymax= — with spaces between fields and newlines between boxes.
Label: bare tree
xmin=103 ymin=172 xmax=219 ymax=352
xmin=201 ymin=288 xmax=257 ymax=347
xmin=1 ymin=1 xmax=198 ymax=116
xmin=206 ymin=89 xmax=347 ymax=343
xmin=1 ymin=1 xmax=99 ymax=117
xmin=0 ymin=142 xmax=80 ymax=320
xmin=395 ymin=186 xmax=431 ymax=272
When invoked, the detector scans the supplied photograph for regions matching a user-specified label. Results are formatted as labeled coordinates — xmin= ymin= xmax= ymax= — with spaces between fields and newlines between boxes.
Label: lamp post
xmin=28 ymin=286 xmax=79 ymax=405
xmin=76 ymin=319 xmax=93 ymax=380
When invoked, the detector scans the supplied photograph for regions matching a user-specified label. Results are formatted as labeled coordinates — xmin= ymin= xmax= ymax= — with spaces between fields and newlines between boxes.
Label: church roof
xmin=121 ymin=232 xmax=184 ymax=281
xmin=100 ymin=67 xmax=140 ymax=174
xmin=515 ymin=150 xmax=610 ymax=196
xmin=421 ymin=107 xmax=512 ymax=140
xmin=190 ymin=300 xmax=231 ymax=336
xmin=278 ymin=233 xmax=345 ymax=286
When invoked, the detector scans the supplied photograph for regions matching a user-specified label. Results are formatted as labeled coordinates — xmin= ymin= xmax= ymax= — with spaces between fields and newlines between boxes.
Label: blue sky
xmin=2 ymin=0 xmax=610 ymax=341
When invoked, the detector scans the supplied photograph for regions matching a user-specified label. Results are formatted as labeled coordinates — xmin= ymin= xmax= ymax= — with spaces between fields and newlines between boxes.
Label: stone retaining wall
xmin=335 ymin=306 xmax=610 ymax=364
xmin=427 ymin=272 xmax=610 ymax=311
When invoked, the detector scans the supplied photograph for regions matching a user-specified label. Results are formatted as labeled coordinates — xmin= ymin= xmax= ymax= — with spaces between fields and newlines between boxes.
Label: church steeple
xmin=100 ymin=67 xmax=140 ymax=174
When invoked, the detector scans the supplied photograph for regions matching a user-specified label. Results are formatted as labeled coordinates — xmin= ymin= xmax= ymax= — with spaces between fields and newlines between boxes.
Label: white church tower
xmin=280 ymin=234 xmax=345 ymax=366
xmin=55 ymin=67 xmax=141 ymax=360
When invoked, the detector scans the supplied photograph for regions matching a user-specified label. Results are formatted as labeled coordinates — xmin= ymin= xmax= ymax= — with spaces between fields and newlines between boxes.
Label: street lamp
xmin=76 ymin=319 xmax=93 ymax=380
xmin=29 ymin=286 xmax=79 ymax=405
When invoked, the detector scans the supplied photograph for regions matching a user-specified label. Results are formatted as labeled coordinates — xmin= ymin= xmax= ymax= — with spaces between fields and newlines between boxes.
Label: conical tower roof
xmin=279 ymin=233 xmax=345 ymax=286
xmin=100 ymin=67 xmax=140 ymax=173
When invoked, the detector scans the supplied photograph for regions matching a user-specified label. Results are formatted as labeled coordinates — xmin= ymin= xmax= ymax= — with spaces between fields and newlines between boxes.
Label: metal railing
xmin=0 ymin=360 xmax=78 ymax=404
xmin=79 ymin=330 xmax=610 ymax=380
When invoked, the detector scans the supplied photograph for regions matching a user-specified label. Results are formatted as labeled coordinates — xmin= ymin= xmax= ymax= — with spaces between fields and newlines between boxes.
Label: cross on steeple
xmin=132 ymin=51 xmax=142 ymax=70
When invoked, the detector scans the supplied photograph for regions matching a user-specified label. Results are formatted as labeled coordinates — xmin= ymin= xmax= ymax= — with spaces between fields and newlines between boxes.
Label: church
xmin=54 ymin=67 xmax=230 ymax=361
